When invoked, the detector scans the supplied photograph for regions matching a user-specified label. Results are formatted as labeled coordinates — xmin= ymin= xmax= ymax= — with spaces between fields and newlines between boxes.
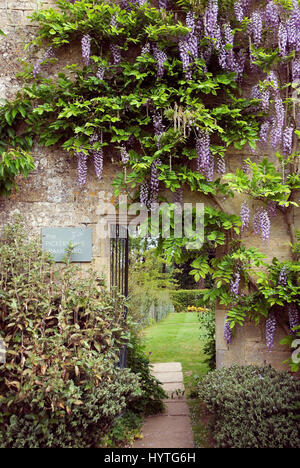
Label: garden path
xmin=133 ymin=362 xmax=194 ymax=448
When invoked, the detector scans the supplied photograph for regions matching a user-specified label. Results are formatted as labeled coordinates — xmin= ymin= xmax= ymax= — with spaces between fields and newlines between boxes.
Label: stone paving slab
xmin=163 ymin=400 xmax=190 ymax=416
xmin=133 ymin=362 xmax=194 ymax=449
xmin=162 ymin=382 xmax=185 ymax=395
xmin=151 ymin=362 xmax=182 ymax=372
xmin=152 ymin=371 xmax=183 ymax=383
xmin=133 ymin=415 xmax=194 ymax=449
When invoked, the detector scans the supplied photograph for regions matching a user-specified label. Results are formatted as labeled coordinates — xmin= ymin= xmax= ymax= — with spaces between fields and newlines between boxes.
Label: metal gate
xmin=110 ymin=224 xmax=129 ymax=368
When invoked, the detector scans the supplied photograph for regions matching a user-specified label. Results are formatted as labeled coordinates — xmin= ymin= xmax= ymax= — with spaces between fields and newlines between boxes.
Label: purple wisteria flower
xmin=81 ymin=34 xmax=91 ymax=67
xmin=250 ymin=10 xmax=263 ymax=48
xmin=267 ymin=200 xmax=277 ymax=218
xmin=153 ymin=44 xmax=168 ymax=79
xmin=140 ymin=181 xmax=149 ymax=207
xmin=76 ymin=151 xmax=88 ymax=186
xmin=90 ymin=132 xmax=104 ymax=180
xmin=152 ymin=110 xmax=165 ymax=148
xmin=120 ymin=146 xmax=130 ymax=164
xmin=96 ymin=65 xmax=105 ymax=80
xmin=110 ymin=43 xmax=122 ymax=65
xmin=216 ymin=155 xmax=226 ymax=175
xmin=204 ymin=0 xmax=218 ymax=38
xmin=282 ymin=126 xmax=294 ymax=155
xmin=260 ymin=209 xmax=271 ymax=242
xmin=278 ymin=22 xmax=288 ymax=56
xmin=266 ymin=312 xmax=276 ymax=352
xmin=224 ymin=315 xmax=232 ymax=344
xmin=259 ymin=121 xmax=271 ymax=144
xmin=242 ymin=159 xmax=250 ymax=175
xmin=267 ymin=71 xmax=279 ymax=95
xmin=178 ymin=12 xmax=198 ymax=79
xmin=292 ymin=59 xmax=300 ymax=82
xmin=141 ymin=42 xmax=151 ymax=55
xmin=278 ymin=266 xmax=288 ymax=286
xmin=234 ymin=1 xmax=244 ymax=22
xmin=240 ymin=201 xmax=250 ymax=231
xmin=288 ymin=304 xmax=299 ymax=335
xmin=150 ymin=159 xmax=162 ymax=205
xmin=196 ymin=131 xmax=210 ymax=173
xmin=253 ymin=208 xmax=271 ymax=242
xmin=32 ymin=47 xmax=55 ymax=77
xmin=158 ymin=0 xmax=168 ymax=9
xmin=265 ymin=1 xmax=279 ymax=29
xmin=230 ymin=271 xmax=241 ymax=295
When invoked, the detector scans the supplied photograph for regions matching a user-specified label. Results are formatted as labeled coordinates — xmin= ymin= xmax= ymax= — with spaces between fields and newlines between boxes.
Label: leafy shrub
xmin=198 ymin=309 xmax=216 ymax=370
xmin=170 ymin=289 xmax=207 ymax=312
xmin=127 ymin=333 xmax=166 ymax=416
xmin=0 ymin=220 xmax=142 ymax=448
xmin=100 ymin=411 xmax=143 ymax=448
xmin=198 ymin=365 xmax=300 ymax=448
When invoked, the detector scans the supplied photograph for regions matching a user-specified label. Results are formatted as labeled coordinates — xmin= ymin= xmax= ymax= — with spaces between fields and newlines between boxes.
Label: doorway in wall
xmin=110 ymin=224 xmax=129 ymax=368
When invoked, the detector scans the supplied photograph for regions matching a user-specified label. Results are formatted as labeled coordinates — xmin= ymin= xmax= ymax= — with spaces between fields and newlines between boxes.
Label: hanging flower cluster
xmin=152 ymin=110 xmax=165 ymax=149
xmin=278 ymin=266 xmax=288 ymax=287
xmin=152 ymin=44 xmax=168 ymax=79
xmin=76 ymin=151 xmax=88 ymax=186
xmin=240 ymin=201 xmax=250 ymax=231
xmin=216 ymin=155 xmax=226 ymax=175
xmin=150 ymin=159 xmax=162 ymax=205
xmin=224 ymin=315 xmax=232 ymax=344
xmin=266 ymin=312 xmax=276 ymax=351
xmin=178 ymin=11 xmax=198 ymax=80
xmin=253 ymin=208 xmax=271 ymax=242
xmin=32 ymin=47 xmax=55 ymax=77
xmin=140 ymin=181 xmax=149 ymax=207
xmin=96 ymin=65 xmax=105 ymax=80
xmin=120 ymin=146 xmax=130 ymax=164
xmin=196 ymin=130 xmax=211 ymax=179
xmin=288 ymin=304 xmax=299 ymax=335
xmin=90 ymin=132 xmax=104 ymax=180
xmin=81 ymin=34 xmax=91 ymax=67
xmin=230 ymin=271 xmax=241 ymax=295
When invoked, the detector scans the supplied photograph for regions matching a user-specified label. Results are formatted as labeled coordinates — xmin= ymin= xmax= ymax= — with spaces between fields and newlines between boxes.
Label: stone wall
xmin=216 ymin=305 xmax=292 ymax=372
xmin=0 ymin=0 xmax=298 ymax=371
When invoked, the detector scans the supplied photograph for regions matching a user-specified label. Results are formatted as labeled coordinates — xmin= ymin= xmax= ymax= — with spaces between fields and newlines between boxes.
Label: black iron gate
xmin=110 ymin=224 xmax=129 ymax=368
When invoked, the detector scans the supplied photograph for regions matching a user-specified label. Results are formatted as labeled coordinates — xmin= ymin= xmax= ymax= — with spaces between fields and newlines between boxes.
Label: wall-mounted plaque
xmin=42 ymin=227 xmax=92 ymax=262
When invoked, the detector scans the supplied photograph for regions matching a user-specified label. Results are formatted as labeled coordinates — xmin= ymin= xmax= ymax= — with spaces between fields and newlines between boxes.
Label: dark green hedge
xmin=170 ymin=289 xmax=208 ymax=312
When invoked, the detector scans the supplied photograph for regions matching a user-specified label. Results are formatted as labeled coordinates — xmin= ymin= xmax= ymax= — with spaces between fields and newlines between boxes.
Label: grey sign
xmin=42 ymin=227 xmax=92 ymax=262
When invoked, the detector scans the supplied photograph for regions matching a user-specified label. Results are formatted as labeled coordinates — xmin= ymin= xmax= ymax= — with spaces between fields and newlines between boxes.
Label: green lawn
xmin=142 ymin=312 xmax=209 ymax=390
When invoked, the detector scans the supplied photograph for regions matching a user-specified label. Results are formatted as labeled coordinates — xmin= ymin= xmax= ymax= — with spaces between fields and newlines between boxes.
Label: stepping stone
xmin=133 ymin=415 xmax=194 ymax=449
xmin=162 ymin=382 xmax=185 ymax=395
xmin=151 ymin=362 xmax=182 ymax=373
xmin=152 ymin=371 xmax=183 ymax=383
xmin=164 ymin=399 xmax=190 ymax=416
xmin=133 ymin=362 xmax=193 ymax=448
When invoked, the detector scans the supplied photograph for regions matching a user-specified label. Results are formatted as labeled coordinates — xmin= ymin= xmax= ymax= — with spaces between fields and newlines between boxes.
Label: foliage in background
xmin=0 ymin=220 xmax=145 ymax=448
xmin=128 ymin=237 xmax=177 ymax=327
xmin=0 ymin=149 xmax=34 ymax=197
xmin=127 ymin=332 xmax=166 ymax=416
xmin=198 ymin=365 xmax=300 ymax=448
xmin=197 ymin=308 xmax=216 ymax=369
xmin=170 ymin=288 xmax=207 ymax=312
